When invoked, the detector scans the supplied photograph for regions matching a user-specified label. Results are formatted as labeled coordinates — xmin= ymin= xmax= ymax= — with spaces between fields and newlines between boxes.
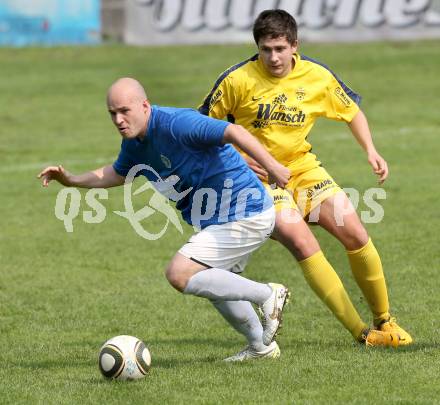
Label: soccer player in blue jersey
xmin=200 ymin=9 xmax=411 ymax=347
xmin=38 ymin=77 xmax=294 ymax=361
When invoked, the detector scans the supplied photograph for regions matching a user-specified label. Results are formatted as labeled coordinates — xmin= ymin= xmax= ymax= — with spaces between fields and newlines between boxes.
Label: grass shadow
xmin=152 ymin=336 xmax=238 ymax=349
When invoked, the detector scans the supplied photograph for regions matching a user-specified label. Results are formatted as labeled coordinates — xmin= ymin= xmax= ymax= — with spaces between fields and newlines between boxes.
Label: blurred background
xmin=1 ymin=0 xmax=440 ymax=46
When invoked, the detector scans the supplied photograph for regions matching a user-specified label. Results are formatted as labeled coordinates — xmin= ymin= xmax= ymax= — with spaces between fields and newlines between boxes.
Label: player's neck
xmin=137 ymin=113 xmax=151 ymax=141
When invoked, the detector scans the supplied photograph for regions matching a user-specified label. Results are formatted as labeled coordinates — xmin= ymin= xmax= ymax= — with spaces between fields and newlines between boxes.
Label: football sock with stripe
xmin=183 ymin=268 xmax=272 ymax=306
xmin=211 ymin=299 xmax=267 ymax=352
xmin=299 ymin=250 xmax=367 ymax=340
xmin=347 ymin=238 xmax=390 ymax=325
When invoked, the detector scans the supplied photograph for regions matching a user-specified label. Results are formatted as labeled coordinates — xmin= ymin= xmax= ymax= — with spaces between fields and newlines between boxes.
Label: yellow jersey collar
xmin=292 ymin=52 xmax=300 ymax=70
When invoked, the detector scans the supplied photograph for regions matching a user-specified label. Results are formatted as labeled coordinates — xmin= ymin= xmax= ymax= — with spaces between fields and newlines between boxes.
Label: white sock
xmin=211 ymin=299 xmax=267 ymax=352
xmin=183 ymin=268 xmax=272 ymax=305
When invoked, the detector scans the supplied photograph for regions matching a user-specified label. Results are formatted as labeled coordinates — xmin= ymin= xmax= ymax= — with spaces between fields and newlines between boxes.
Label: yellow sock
xmin=299 ymin=251 xmax=367 ymax=340
xmin=347 ymin=238 xmax=390 ymax=325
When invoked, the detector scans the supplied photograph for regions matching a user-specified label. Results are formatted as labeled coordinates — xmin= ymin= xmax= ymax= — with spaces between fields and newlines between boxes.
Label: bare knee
xmin=334 ymin=216 xmax=369 ymax=250
xmin=273 ymin=213 xmax=321 ymax=260
xmin=279 ymin=234 xmax=320 ymax=260
xmin=165 ymin=253 xmax=208 ymax=292
xmin=343 ymin=226 xmax=369 ymax=251
xmin=165 ymin=265 xmax=188 ymax=292
xmin=318 ymin=194 xmax=369 ymax=250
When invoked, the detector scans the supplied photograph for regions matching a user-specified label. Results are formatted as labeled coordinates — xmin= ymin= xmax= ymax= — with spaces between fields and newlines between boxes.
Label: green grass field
xmin=1 ymin=40 xmax=440 ymax=404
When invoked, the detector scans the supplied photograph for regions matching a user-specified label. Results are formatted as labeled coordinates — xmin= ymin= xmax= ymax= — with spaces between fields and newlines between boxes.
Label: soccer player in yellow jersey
xmin=199 ymin=9 xmax=412 ymax=346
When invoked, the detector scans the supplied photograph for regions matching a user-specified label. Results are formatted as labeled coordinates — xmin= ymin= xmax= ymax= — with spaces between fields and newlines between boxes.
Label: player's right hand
xmin=37 ymin=165 xmax=71 ymax=187
xmin=367 ymin=150 xmax=389 ymax=184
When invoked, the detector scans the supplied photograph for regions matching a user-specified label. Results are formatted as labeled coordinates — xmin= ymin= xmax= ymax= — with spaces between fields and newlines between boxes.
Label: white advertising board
xmin=125 ymin=0 xmax=440 ymax=45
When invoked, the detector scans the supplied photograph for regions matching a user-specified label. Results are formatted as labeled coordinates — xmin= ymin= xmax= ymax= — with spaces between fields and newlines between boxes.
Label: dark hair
xmin=253 ymin=9 xmax=298 ymax=45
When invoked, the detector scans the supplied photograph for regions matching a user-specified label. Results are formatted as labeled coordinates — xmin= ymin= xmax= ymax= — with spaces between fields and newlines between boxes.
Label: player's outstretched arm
xmin=348 ymin=110 xmax=389 ymax=184
xmin=223 ymin=124 xmax=290 ymax=188
xmin=37 ymin=164 xmax=126 ymax=189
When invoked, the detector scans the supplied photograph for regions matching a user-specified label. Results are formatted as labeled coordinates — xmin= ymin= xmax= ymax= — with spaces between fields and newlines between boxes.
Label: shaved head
xmin=107 ymin=77 xmax=147 ymax=105
xmin=107 ymin=77 xmax=151 ymax=140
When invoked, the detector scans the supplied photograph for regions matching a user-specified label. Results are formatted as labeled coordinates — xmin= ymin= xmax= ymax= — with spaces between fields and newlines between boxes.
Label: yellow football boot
xmin=376 ymin=317 xmax=413 ymax=346
xmin=358 ymin=329 xmax=400 ymax=348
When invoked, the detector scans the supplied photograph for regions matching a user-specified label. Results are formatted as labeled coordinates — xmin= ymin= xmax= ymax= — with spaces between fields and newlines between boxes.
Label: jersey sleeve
xmin=172 ymin=110 xmax=230 ymax=148
xmin=113 ymin=141 xmax=135 ymax=177
xmin=320 ymin=71 xmax=360 ymax=123
xmin=198 ymin=74 xmax=237 ymax=120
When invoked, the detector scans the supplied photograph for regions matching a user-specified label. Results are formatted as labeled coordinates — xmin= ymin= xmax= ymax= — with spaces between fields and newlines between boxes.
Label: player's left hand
xmin=243 ymin=155 xmax=269 ymax=182
xmin=368 ymin=150 xmax=388 ymax=184
xmin=267 ymin=162 xmax=291 ymax=189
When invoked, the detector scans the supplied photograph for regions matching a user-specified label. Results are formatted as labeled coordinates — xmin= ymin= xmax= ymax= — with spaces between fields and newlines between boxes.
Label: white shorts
xmin=178 ymin=207 xmax=275 ymax=273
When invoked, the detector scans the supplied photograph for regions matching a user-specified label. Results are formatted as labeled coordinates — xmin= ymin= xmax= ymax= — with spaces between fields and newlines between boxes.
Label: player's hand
xmin=243 ymin=155 xmax=269 ymax=182
xmin=367 ymin=151 xmax=388 ymax=184
xmin=267 ymin=162 xmax=291 ymax=189
xmin=37 ymin=165 xmax=72 ymax=187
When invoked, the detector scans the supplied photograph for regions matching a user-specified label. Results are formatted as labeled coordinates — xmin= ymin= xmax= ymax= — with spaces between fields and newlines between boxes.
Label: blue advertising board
xmin=0 ymin=0 xmax=100 ymax=46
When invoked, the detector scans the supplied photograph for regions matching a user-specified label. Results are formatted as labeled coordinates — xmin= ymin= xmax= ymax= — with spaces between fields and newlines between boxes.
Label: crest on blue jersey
xmin=160 ymin=154 xmax=172 ymax=168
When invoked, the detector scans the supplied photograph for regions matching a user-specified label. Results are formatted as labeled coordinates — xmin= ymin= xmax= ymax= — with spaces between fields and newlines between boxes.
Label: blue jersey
xmin=113 ymin=106 xmax=272 ymax=229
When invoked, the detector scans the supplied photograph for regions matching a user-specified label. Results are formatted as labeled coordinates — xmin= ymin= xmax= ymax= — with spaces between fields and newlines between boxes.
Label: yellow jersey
xmin=199 ymin=53 xmax=360 ymax=171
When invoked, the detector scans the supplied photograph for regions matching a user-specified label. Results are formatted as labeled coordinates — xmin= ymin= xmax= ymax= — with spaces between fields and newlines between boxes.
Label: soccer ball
xmin=98 ymin=335 xmax=151 ymax=380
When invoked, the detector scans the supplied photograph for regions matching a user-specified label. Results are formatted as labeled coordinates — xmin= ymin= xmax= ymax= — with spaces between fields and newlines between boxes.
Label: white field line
xmin=316 ymin=126 xmax=421 ymax=142
xmin=0 ymin=157 xmax=114 ymax=174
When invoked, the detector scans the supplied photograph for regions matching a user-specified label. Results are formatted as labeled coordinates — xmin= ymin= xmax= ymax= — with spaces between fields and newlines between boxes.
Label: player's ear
xmin=292 ymin=39 xmax=299 ymax=51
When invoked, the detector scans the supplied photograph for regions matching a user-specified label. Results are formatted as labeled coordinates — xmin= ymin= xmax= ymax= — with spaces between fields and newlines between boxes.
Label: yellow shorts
xmin=265 ymin=165 xmax=342 ymax=217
